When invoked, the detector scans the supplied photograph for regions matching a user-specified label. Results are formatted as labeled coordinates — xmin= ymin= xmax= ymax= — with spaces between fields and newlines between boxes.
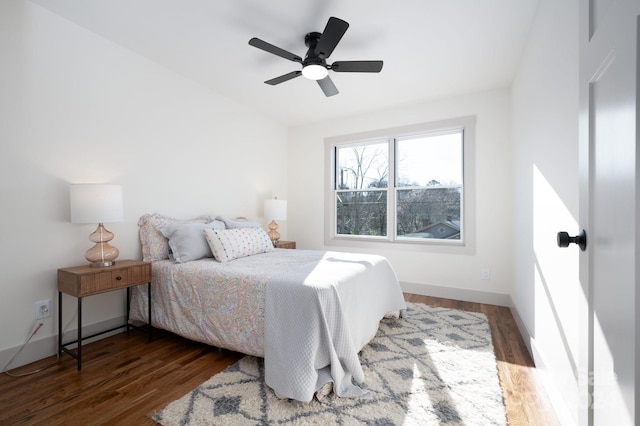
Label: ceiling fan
xmin=248 ymin=17 xmax=383 ymax=97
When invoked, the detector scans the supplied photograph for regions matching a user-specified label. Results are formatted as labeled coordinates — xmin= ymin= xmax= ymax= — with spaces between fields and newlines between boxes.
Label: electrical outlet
xmin=481 ymin=269 xmax=491 ymax=280
xmin=35 ymin=300 xmax=50 ymax=320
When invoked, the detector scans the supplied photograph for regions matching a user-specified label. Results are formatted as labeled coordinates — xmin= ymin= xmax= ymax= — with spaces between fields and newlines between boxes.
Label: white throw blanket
xmin=264 ymin=251 xmax=406 ymax=402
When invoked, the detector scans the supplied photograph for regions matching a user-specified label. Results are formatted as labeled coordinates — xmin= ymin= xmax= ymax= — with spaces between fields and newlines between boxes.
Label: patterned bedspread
xmin=130 ymin=249 xmax=315 ymax=356
xmin=129 ymin=249 xmax=406 ymax=401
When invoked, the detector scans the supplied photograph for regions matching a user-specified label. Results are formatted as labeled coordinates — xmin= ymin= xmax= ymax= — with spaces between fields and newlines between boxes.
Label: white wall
xmin=0 ymin=10 xmax=583 ymax=426
xmin=511 ymin=0 xmax=579 ymax=423
xmin=288 ymin=89 xmax=514 ymax=304
xmin=0 ymin=1 xmax=287 ymax=368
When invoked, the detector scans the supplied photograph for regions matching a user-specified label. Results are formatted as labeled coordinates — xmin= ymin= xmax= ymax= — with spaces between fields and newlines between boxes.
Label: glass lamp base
xmin=85 ymin=223 xmax=119 ymax=267
xmin=267 ymin=220 xmax=280 ymax=245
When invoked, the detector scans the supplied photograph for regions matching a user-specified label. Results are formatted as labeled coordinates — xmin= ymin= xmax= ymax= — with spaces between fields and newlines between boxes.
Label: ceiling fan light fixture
xmin=302 ymin=64 xmax=328 ymax=80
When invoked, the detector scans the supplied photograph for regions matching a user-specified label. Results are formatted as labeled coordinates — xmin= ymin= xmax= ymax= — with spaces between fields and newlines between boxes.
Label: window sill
xmin=325 ymin=235 xmax=474 ymax=255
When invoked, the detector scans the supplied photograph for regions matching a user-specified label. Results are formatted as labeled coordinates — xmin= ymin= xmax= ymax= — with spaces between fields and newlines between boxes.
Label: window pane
xmin=336 ymin=191 xmax=387 ymax=236
xmin=336 ymin=142 xmax=389 ymax=190
xmin=396 ymin=132 xmax=462 ymax=187
xmin=396 ymin=188 xmax=461 ymax=239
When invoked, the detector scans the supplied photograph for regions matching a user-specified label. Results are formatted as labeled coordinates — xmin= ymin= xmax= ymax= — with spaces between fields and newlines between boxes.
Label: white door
xmin=578 ymin=0 xmax=639 ymax=424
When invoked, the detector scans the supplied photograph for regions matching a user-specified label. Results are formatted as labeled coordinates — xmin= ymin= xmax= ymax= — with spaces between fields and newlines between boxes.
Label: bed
xmin=129 ymin=213 xmax=407 ymax=402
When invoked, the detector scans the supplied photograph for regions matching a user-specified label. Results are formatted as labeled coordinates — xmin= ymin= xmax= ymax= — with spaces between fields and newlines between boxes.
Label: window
xmin=326 ymin=117 xmax=475 ymax=251
xmin=395 ymin=132 xmax=463 ymax=241
xmin=335 ymin=140 xmax=389 ymax=237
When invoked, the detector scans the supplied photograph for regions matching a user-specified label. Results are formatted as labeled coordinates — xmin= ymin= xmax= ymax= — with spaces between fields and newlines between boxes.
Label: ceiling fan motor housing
xmin=304 ymin=32 xmax=327 ymax=67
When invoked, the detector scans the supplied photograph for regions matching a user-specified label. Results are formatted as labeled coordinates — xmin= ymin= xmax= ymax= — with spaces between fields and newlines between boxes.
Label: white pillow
xmin=157 ymin=221 xmax=225 ymax=263
xmin=204 ymin=227 xmax=274 ymax=263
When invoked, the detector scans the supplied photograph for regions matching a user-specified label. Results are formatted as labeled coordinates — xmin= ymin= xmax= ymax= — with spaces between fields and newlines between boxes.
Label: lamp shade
xmin=70 ymin=184 xmax=124 ymax=224
xmin=264 ymin=199 xmax=287 ymax=221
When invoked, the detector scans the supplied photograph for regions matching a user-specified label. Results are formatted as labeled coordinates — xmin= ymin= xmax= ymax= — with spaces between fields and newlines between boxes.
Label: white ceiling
xmin=30 ymin=0 xmax=539 ymax=127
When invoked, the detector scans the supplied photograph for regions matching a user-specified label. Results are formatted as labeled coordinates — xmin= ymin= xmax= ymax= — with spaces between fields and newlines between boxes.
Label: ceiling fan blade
xmin=331 ymin=60 xmax=384 ymax=73
xmin=265 ymin=71 xmax=302 ymax=85
xmin=249 ymin=38 xmax=302 ymax=63
xmin=316 ymin=17 xmax=349 ymax=58
xmin=317 ymin=75 xmax=339 ymax=97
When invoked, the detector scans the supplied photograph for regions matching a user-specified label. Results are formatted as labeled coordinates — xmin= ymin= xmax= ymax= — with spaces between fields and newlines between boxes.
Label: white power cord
xmin=2 ymin=311 xmax=77 ymax=377
xmin=2 ymin=321 xmax=48 ymax=377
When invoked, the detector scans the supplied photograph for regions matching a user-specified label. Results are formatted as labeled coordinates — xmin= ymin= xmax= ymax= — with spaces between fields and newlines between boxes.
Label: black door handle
xmin=557 ymin=230 xmax=587 ymax=251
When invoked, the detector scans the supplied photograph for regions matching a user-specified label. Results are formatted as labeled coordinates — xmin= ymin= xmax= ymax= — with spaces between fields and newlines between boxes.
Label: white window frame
xmin=324 ymin=116 xmax=476 ymax=254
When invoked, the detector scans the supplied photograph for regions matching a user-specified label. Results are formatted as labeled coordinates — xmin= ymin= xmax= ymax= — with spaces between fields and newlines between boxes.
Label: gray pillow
xmin=216 ymin=216 xmax=261 ymax=229
xmin=157 ymin=220 xmax=225 ymax=263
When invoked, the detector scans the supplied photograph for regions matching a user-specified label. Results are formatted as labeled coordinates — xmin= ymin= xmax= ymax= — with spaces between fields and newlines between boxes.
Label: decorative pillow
xmin=204 ymin=227 xmax=274 ymax=263
xmin=157 ymin=220 xmax=225 ymax=263
xmin=138 ymin=213 xmax=213 ymax=261
xmin=216 ymin=216 xmax=261 ymax=229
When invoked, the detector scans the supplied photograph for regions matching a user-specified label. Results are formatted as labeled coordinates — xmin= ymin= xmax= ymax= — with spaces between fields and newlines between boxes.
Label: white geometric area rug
xmin=153 ymin=302 xmax=506 ymax=425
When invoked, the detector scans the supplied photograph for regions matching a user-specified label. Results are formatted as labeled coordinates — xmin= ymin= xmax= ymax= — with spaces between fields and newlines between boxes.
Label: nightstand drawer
xmin=79 ymin=269 xmax=130 ymax=294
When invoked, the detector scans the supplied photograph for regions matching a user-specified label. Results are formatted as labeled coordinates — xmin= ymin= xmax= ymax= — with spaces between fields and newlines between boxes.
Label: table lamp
xmin=70 ymin=184 xmax=124 ymax=267
xmin=264 ymin=198 xmax=287 ymax=245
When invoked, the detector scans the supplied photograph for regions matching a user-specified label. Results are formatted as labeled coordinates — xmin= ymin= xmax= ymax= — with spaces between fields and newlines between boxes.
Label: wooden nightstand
xmin=57 ymin=259 xmax=152 ymax=370
xmin=274 ymin=241 xmax=296 ymax=249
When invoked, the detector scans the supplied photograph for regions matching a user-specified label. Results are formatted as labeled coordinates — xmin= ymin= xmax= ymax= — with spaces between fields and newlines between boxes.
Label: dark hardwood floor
xmin=0 ymin=294 xmax=559 ymax=425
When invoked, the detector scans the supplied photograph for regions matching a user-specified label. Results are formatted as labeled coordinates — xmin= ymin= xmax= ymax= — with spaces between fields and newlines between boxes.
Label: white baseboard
xmin=529 ymin=339 xmax=577 ymax=425
xmin=507 ymin=296 xmax=534 ymax=355
xmin=401 ymin=281 xmax=511 ymax=307
xmin=507 ymin=296 xmax=576 ymax=425
xmin=0 ymin=316 xmax=126 ymax=371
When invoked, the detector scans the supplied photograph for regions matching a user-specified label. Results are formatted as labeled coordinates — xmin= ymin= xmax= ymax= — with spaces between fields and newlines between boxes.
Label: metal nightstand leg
xmin=77 ymin=296 xmax=82 ymax=370
xmin=57 ymin=291 xmax=62 ymax=358
xmin=147 ymin=282 xmax=152 ymax=342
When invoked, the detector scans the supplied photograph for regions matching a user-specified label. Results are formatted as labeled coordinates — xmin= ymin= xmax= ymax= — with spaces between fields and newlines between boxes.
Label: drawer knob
xmin=116 ymin=276 xmax=122 ymax=281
